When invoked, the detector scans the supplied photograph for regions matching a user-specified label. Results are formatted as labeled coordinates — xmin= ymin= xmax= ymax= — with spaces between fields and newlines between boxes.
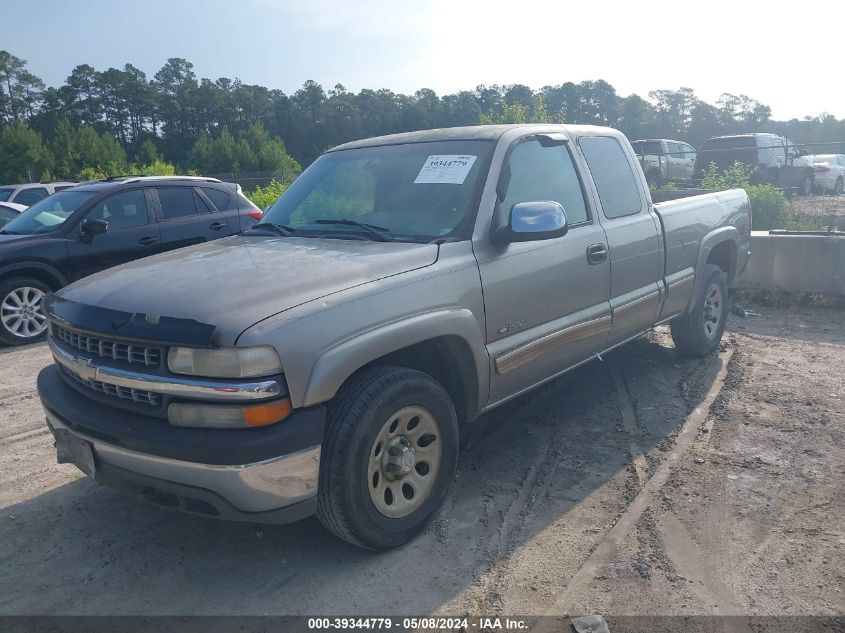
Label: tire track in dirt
xmin=543 ymin=346 xmax=734 ymax=616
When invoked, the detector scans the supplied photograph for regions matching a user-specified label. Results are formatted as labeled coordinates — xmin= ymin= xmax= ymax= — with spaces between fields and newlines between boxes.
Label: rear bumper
xmin=39 ymin=364 xmax=324 ymax=522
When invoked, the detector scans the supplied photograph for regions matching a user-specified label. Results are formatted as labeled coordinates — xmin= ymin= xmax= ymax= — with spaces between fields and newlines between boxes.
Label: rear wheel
xmin=316 ymin=366 xmax=459 ymax=549
xmin=801 ymin=173 xmax=814 ymax=196
xmin=670 ymin=264 xmax=728 ymax=357
xmin=645 ymin=170 xmax=662 ymax=188
xmin=0 ymin=277 xmax=51 ymax=346
xmin=834 ymin=177 xmax=844 ymax=195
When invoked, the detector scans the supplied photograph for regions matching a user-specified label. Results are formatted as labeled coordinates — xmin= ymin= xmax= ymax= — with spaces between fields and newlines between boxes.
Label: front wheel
xmin=670 ymin=264 xmax=728 ymax=357
xmin=0 ymin=277 xmax=51 ymax=346
xmin=317 ymin=366 xmax=459 ymax=549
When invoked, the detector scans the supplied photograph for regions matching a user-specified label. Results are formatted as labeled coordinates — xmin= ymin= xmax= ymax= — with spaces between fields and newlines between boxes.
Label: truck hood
xmin=57 ymin=235 xmax=439 ymax=341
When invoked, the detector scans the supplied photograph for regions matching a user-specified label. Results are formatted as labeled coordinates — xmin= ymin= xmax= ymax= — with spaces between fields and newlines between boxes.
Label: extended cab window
xmin=85 ymin=189 xmax=149 ymax=231
xmin=501 ymin=139 xmax=589 ymax=226
xmin=579 ymin=136 xmax=643 ymax=219
xmin=157 ymin=187 xmax=198 ymax=220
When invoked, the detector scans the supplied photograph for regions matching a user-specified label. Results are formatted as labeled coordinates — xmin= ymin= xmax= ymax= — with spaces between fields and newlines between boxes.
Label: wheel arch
xmin=686 ymin=228 xmax=739 ymax=314
xmin=0 ymin=262 xmax=66 ymax=291
xmin=300 ymin=308 xmax=489 ymax=424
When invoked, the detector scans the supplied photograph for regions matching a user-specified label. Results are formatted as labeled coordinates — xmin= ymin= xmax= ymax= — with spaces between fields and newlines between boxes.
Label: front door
xmin=65 ymin=188 xmax=160 ymax=281
xmin=477 ymin=136 xmax=612 ymax=404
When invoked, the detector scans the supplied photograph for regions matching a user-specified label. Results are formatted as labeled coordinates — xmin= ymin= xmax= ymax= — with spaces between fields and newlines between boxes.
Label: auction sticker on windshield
xmin=414 ymin=155 xmax=477 ymax=184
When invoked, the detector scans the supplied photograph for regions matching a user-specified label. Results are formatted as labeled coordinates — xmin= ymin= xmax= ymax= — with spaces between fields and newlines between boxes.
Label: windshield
xmin=1 ymin=190 xmax=94 ymax=235
xmin=0 ymin=188 xmax=13 ymax=202
xmin=263 ymin=140 xmax=494 ymax=242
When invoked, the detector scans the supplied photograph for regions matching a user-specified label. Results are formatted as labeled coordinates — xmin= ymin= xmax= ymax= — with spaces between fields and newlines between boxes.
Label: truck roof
xmin=328 ymin=124 xmax=619 ymax=152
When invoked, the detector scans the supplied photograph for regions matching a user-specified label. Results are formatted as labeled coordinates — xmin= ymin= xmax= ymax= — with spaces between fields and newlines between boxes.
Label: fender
xmin=686 ymin=226 xmax=739 ymax=313
xmin=301 ymin=307 xmax=490 ymax=414
xmin=0 ymin=261 xmax=67 ymax=288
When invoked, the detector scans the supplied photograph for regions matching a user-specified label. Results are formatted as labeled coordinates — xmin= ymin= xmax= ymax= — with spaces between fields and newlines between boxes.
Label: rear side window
xmin=202 ymin=187 xmax=232 ymax=211
xmin=157 ymin=187 xmax=198 ymax=220
xmin=14 ymin=188 xmax=49 ymax=206
xmin=0 ymin=189 xmax=13 ymax=202
xmin=579 ymin=137 xmax=642 ymax=219
xmin=193 ymin=190 xmax=213 ymax=213
xmin=501 ymin=139 xmax=589 ymax=226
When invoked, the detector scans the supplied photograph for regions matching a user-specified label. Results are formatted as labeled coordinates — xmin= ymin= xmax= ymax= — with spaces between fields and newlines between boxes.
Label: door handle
xmin=587 ymin=243 xmax=608 ymax=264
xmin=209 ymin=222 xmax=227 ymax=231
xmin=138 ymin=236 xmax=159 ymax=246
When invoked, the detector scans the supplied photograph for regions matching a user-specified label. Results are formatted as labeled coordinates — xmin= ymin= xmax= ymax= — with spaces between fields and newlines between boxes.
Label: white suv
xmin=0 ymin=182 xmax=77 ymax=207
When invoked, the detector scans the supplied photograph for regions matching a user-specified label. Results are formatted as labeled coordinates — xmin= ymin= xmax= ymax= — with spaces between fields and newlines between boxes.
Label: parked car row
xmin=0 ymin=176 xmax=262 ymax=345
xmin=0 ymin=182 xmax=76 ymax=206
xmin=631 ymin=133 xmax=839 ymax=196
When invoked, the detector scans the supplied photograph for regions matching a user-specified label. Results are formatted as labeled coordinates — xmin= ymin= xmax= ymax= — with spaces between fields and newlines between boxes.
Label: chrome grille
xmin=53 ymin=324 xmax=161 ymax=367
xmin=59 ymin=364 xmax=161 ymax=407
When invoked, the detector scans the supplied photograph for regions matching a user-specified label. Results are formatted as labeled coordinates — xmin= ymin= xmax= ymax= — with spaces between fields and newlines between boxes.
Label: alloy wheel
xmin=1 ymin=286 xmax=48 ymax=339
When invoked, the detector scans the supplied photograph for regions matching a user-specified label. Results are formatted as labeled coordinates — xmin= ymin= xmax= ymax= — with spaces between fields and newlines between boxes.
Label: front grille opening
xmin=59 ymin=364 xmax=161 ymax=407
xmin=53 ymin=324 xmax=162 ymax=367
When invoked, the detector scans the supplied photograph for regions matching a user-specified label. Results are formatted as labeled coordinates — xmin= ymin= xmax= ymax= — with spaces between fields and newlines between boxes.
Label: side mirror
xmin=493 ymin=201 xmax=568 ymax=244
xmin=80 ymin=218 xmax=108 ymax=243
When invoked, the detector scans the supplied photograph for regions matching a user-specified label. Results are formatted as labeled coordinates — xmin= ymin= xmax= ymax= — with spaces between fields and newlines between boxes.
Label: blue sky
xmin=4 ymin=0 xmax=842 ymax=120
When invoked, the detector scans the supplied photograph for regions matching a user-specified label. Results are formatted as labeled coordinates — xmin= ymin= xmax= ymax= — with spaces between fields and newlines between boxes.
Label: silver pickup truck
xmin=38 ymin=124 xmax=750 ymax=550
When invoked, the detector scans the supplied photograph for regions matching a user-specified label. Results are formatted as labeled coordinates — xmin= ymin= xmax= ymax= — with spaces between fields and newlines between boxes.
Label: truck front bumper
xmin=38 ymin=365 xmax=324 ymax=523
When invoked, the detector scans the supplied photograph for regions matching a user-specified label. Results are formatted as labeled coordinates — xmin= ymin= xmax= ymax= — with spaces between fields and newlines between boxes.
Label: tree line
xmin=1 ymin=49 xmax=843 ymax=185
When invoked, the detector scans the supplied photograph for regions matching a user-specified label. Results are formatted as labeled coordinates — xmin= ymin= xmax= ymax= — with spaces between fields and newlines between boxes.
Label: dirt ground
xmin=0 ymin=305 xmax=843 ymax=623
xmin=791 ymin=194 xmax=845 ymax=230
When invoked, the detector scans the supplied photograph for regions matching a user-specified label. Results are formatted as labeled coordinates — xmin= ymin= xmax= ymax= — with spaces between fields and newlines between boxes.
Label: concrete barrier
xmin=732 ymin=231 xmax=845 ymax=295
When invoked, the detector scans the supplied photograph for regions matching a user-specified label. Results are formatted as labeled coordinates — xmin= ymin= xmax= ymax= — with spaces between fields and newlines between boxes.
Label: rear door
xmin=152 ymin=185 xmax=234 ymax=252
xmin=577 ymin=135 xmax=663 ymax=345
xmin=478 ymin=135 xmax=611 ymax=403
xmin=65 ymin=188 xmax=160 ymax=281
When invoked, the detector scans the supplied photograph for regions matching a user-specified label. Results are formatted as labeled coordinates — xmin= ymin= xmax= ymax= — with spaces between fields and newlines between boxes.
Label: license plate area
xmin=54 ymin=429 xmax=96 ymax=478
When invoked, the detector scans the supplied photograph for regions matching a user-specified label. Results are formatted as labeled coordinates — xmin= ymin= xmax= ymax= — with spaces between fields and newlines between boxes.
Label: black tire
xmin=670 ymin=264 xmax=728 ymax=357
xmin=316 ymin=366 xmax=459 ymax=550
xmin=800 ymin=174 xmax=814 ymax=197
xmin=0 ymin=277 xmax=51 ymax=346
xmin=645 ymin=170 xmax=662 ymax=188
xmin=834 ymin=177 xmax=844 ymax=196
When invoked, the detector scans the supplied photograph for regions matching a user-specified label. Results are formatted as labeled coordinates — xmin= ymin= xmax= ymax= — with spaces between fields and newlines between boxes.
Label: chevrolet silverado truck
xmin=38 ymin=124 xmax=750 ymax=550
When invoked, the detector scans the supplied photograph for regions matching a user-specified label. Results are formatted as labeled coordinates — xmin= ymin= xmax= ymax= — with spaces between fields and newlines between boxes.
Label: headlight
xmin=168 ymin=398 xmax=292 ymax=428
xmin=167 ymin=346 xmax=282 ymax=378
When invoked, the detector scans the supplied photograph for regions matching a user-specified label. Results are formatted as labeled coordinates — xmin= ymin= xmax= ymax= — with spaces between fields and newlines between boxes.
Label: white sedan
xmin=806 ymin=154 xmax=845 ymax=195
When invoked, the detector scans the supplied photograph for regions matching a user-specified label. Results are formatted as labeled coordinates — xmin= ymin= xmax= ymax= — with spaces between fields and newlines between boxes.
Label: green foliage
xmin=1 ymin=48 xmax=845 ymax=186
xmin=699 ymin=160 xmax=789 ymax=230
xmin=248 ymin=179 xmax=288 ymax=210
xmin=77 ymin=165 xmax=107 ymax=181
xmin=134 ymin=159 xmax=176 ymax=176
xmin=746 ymin=184 xmax=789 ymax=230
xmin=0 ymin=121 xmax=52 ymax=181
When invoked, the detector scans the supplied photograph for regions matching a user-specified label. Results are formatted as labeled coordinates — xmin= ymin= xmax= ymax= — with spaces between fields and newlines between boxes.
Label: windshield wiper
xmin=313 ymin=218 xmax=393 ymax=242
xmin=249 ymin=222 xmax=296 ymax=236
